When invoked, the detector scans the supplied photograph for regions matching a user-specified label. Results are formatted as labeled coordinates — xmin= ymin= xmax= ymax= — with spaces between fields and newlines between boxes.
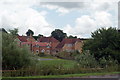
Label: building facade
xmin=17 ymin=35 xmax=84 ymax=55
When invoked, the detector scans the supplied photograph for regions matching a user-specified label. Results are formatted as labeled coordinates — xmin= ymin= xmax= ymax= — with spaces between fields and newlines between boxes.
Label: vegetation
xmin=39 ymin=59 xmax=77 ymax=69
xmin=75 ymin=51 xmax=98 ymax=68
xmin=2 ymin=30 xmax=37 ymax=70
xmin=9 ymin=28 xmax=18 ymax=36
xmin=26 ymin=29 xmax=34 ymax=36
xmin=68 ymin=35 xmax=77 ymax=38
xmin=56 ymin=50 xmax=80 ymax=59
xmin=51 ymin=29 xmax=67 ymax=42
xmin=3 ymin=72 xmax=120 ymax=79
xmin=83 ymin=27 xmax=120 ymax=63
xmin=1 ymin=27 xmax=120 ymax=78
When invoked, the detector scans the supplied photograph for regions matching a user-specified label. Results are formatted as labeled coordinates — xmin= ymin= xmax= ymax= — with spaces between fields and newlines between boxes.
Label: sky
xmin=0 ymin=0 xmax=119 ymax=38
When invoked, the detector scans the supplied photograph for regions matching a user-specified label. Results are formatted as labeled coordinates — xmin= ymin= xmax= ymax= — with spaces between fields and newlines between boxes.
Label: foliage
xmin=51 ymin=29 xmax=67 ymax=42
xmin=99 ymin=56 xmax=119 ymax=71
xmin=2 ymin=32 xmax=36 ymax=70
xmin=68 ymin=35 xmax=77 ymax=38
xmin=38 ymin=52 xmax=45 ymax=57
xmin=83 ymin=27 xmax=120 ymax=63
xmin=9 ymin=28 xmax=18 ymax=36
xmin=38 ymin=34 xmax=44 ymax=37
xmin=26 ymin=29 xmax=34 ymax=36
xmin=2 ymin=72 xmax=120 ymax=78
xmin=0 ymin=28 xmax=7 ymax=33
xmin=57 ymin=50 xmax=80 ymax=59
xmin=75 ymin=51 xmax=98 ymax=68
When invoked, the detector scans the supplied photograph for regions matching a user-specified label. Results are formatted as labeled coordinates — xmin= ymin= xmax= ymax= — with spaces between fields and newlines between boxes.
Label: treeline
xmin=1 ymin=27 xmax=120 ymax=71
xmin=1 ymin=28 xmax=78 ymax=42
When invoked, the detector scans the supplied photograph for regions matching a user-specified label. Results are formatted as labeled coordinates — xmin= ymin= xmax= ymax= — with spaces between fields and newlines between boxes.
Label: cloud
xmin=0 ymin=0 xmax=54 ymax=36
xmin=40 ymin=2 xmax=89 ymax=15
xmin=40 ymin=2 xmax=85 ymax=9
xmin=0 ymin=0 xmax=118 ymax=38
xmin=63 ymin=15 xmax=97 ymax=38
xmin=63 ymin=11 xmax=114 ymax=38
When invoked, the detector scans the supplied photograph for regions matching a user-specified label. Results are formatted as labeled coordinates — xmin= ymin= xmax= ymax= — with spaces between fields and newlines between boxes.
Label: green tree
xmin=0 ymin=28 xmax=7 ymax=33
xmin=38 ymin=34 xmax=44 ymax=37
xmin=2 ymin=32 xmax=35 ymax=70
xmin=51 ymin=29 xmax=67 ymax=42
xmin=83 ymin=27 xmax=120 ymax=63
xmin=9 ymin=28 xmax=18 ymax=35
xmin=68 ymin=35 xmax=77 ymax=38
xmin=26 ymin=29 xmax=34 ymax=36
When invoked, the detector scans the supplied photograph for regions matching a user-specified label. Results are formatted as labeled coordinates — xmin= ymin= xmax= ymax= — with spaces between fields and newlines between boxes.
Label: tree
xmin=83 ymin=27 xmax=120 ymax=63
xmin=26 ymin=29 xmax=34 ymax=36
xmin=9 ymin=28 xmax=18 ymax=37
xmin=2 ymin=32 xmax=35 ymax=70
xmin=38 ymin=34 xmax=44 ymax=37
xmin=51 ymin=29 xmax=67 ymax=42
xmin=68 ymin=35 xmax=77 ymax=38
xmin=0 ymin=28 xmax=7 ymax=33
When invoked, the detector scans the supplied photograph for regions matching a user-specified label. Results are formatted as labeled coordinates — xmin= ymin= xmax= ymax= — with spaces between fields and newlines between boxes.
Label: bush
xmin=38 ymin=52 xmax=45 ymax=57
xmin=2 ymin=33 xmax=36 ymax=70
xmin=57 ymin=50 xmax=80 ymax=60
xmin=75 ymin=51 xmax=98 ymax=68
xmin=99 ymin=56 xmax=119 ymax=71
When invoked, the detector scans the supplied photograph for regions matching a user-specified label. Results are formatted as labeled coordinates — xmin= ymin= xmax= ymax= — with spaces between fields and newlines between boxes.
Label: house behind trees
xmin=16 ymin=34 xmax=84 ymax=54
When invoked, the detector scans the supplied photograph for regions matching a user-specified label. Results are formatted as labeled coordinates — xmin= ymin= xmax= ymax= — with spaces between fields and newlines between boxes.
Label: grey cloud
xmin=40 ymin=2 xmax=87 ymax=9
xmin=97 ymin=3 xmax=110 ymax=11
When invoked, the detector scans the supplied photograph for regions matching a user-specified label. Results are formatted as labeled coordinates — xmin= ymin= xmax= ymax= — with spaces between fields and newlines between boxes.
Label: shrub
xmin=99 ymin=56 xmax=119 ymax=71
xmin=2 ymin=33 xmax=37 ymax=70
xmin=75 ymin=51 xmax=98 ymax=68
xmin=57 ymin=50 xmax=80 ymax=60
xmin=38 ymin=52 xmax=45 ymax=57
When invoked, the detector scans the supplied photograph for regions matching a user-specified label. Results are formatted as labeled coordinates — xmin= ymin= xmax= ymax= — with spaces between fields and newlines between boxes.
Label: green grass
xmin=39 ymin=58 xmax=77 ymax=68
xmin=3 ymin=72 xmax=120 ymax=79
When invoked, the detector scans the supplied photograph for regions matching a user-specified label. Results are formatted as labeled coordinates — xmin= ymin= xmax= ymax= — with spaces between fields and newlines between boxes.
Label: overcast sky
xmin=0 ymin=0 xmax=119 ymax=38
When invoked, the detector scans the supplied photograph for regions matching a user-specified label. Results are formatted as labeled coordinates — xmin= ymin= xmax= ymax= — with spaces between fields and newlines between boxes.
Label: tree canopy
xmin=26 ymin=29 xmax=34 ymax=36
xmin=83 ymin=27 xmax=120 ymax=63
xmin=68 ymin=35 xmax=77 ymax=38
xmin=2 ymin=31 xmax=35 ymax=70
xmin=9 ymin=28 xmax=18 ymax=36
xmin=0 ymin=28 xmax=7 ymax=33
xmin=51 ymin=29 xmax=67 ymax=42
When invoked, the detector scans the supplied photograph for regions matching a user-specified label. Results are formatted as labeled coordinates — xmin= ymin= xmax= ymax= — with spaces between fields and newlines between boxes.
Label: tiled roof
xmin=17 ymin=36 xmax=27 ymax=42
xmin=21 ymin=42 xmax=49 ymax=47
xmin=38 ymin=37 xmax=59 ymax=43
xmin=32 ymin=42 xmax=49 ymax=47
xmin=56 ymin=38 xmax=81 ymax=48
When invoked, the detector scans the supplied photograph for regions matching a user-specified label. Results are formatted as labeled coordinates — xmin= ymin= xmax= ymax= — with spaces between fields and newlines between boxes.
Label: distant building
xmin=17 ymin=35 xmax=84 ymax=55
xmin=55 ymin=38 xmax=83 ymax=53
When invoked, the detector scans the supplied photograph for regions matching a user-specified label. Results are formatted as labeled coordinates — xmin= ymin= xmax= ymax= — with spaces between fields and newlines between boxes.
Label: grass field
xmin=39 ymin=58 xmax=77 ymax=68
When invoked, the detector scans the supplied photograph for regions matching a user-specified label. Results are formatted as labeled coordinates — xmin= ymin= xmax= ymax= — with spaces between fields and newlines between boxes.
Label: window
xmin=47 ymin=46 xmax=50 ymax=48
xmin=67 ymin=44 xmax=72 ymax=47
xmin=46 ymin=50 xmax=50 ymax=53
xmin=36 ymin=50 xmax=39 ymax=53
xmin=35 ymin=44 xmax=39 ymax=47
xmin=41 ymin=49 xmax=45 ymax=52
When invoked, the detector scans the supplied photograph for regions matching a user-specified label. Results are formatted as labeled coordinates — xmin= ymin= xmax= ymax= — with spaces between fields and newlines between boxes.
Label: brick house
xmin=56 ymin=38 xmax=83 ymax=53
xmin=38 ymin=37 xmax=60 ymax=54
xmin=32 ymin=42 xmax=51 ymax=54
xmin=17 ymin=35 xmax=84 ymax=54
xmin=17 ymin=35 xmax=60 ymax=54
